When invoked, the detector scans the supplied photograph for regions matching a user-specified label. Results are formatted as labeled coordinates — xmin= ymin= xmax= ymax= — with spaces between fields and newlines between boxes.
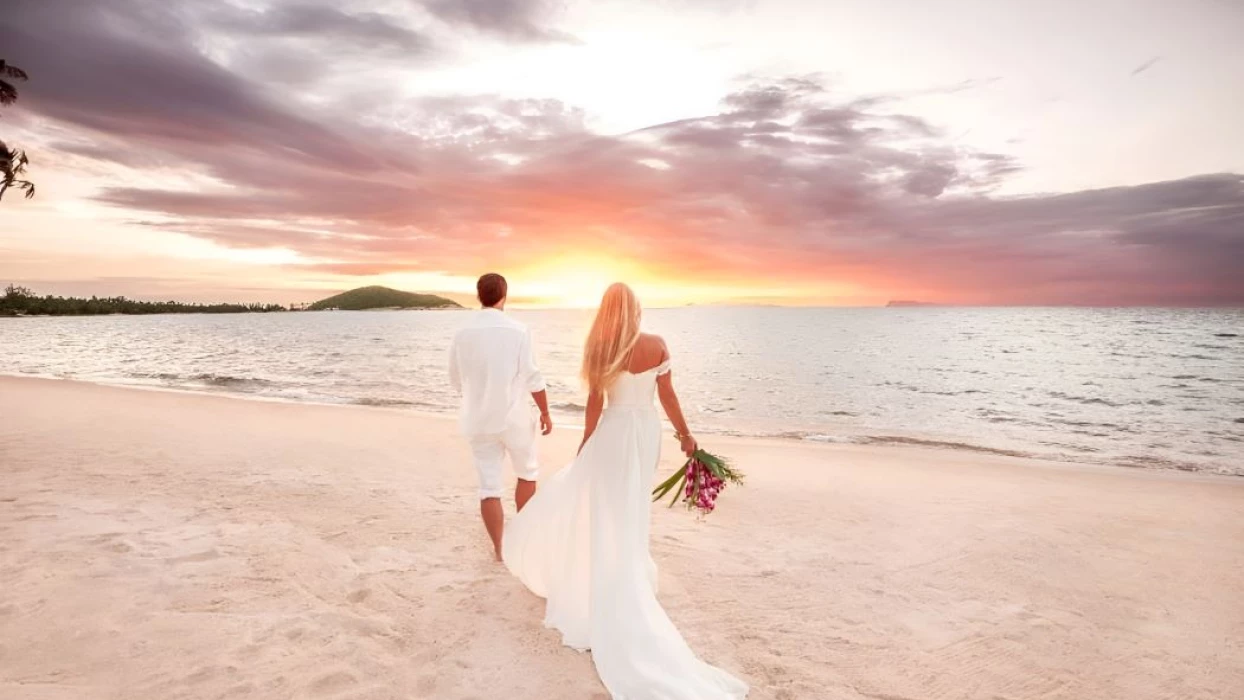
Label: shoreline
xmin=3 ymin=372 xmax=1239 ymax=480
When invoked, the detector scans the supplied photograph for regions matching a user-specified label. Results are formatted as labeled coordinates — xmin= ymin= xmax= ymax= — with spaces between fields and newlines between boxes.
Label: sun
xmin=513 ymin=253 xmax=653 ymax=308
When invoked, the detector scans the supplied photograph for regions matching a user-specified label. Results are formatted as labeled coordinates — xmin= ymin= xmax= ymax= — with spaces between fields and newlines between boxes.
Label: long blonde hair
xmin=581 ymin=283 xmax=642 ymax=392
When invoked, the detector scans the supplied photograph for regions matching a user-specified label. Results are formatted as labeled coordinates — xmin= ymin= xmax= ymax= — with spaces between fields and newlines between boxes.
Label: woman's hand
xmin=679 ymin=433 xmax=698 ymax=458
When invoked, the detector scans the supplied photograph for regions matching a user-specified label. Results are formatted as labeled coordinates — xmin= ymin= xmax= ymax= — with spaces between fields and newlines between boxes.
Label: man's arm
xmin=520 ymin=329 xmax=552 ymax=435
xmin=532 ymin=389 xmax=552 ymax=435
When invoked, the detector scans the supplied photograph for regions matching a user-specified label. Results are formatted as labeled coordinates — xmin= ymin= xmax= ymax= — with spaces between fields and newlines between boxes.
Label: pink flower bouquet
xmin=651 ymin=448 xmax=744 ymax=515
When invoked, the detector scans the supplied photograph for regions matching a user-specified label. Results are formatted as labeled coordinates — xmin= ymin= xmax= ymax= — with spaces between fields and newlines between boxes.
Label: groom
xmin=448 ymin=273 xmax=553 ymax=560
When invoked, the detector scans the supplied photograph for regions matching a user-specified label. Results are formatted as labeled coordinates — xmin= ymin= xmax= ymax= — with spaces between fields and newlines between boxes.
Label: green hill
xmin=308 ymin=286 xmax=462 ymax=311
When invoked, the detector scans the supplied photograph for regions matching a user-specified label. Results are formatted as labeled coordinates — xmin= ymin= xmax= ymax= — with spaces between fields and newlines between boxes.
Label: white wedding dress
xmin=503 ymin=361 xmax=749 ymax=699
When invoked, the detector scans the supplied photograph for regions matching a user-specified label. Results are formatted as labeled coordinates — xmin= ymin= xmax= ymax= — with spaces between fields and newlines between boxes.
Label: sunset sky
xmin=1 ymin=0 xmax=1242 ymax=307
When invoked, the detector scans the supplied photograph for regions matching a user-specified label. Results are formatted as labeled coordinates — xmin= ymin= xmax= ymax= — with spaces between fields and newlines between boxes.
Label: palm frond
xmin=0 ymin=79 xmax=17 ymax=107
xmin=0 ymin=179 xmax=35 ymax=200
xmin=1 ymin=144 xmax=35 ymax=201
xmin=0 ymin=60 xmax=29 ymax=81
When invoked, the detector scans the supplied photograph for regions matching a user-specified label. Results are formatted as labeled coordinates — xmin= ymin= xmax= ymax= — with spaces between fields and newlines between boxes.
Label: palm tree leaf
xmin=0 ymin=79 xmax=17 ymax=106
xmin=0 ymin=61 xmax=29 ymax=81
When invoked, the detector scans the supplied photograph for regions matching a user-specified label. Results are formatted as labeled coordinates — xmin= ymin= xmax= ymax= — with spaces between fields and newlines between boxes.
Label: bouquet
xmin=651 ymin=448 xmax=744 ymax=515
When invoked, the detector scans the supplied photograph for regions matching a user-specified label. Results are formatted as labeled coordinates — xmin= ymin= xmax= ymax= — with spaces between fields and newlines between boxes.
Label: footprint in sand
xmin=87 ymin=533 xmax=134 ymax=553
xmin=219 ymin=682 xmax=256 ymax=698
xmin=414 ymin=675 xmax=437 ymax=697
xmin=168 ymin=548 xmax=222 ymax=564
xmin=309 ymin=669 xmax=358 ymax=695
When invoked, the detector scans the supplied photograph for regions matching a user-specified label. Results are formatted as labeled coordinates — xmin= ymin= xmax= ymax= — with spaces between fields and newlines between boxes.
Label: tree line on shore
xmin=1 ymin=286 xmax=286 ymax=316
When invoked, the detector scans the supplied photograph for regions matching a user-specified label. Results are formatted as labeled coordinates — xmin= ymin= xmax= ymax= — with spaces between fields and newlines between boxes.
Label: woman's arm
xmin=657 ymin=369 xmax=698 ymax=457
xmin=578 ymin=388 xmax=604 ymax=455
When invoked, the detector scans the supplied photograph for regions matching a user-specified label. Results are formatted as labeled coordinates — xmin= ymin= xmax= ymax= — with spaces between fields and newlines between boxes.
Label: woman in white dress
xmin=503 ymin=283 xmax=749 ymax=699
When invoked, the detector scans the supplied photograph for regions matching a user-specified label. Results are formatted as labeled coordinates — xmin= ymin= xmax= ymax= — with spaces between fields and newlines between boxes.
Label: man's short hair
xmin=477 ymin=273 xmax=507 ymax=308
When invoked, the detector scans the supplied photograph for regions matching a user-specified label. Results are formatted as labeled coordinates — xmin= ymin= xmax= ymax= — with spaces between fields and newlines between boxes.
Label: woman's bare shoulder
xmin=637 ymin=332 xmax=667 ymax=351
xmin=627 ymin=333 xmax=667 ymax=372
xmin=637 ymin=333 xmax=668 ymax=360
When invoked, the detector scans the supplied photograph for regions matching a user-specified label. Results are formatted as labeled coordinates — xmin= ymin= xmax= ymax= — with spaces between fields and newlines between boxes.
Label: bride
xmin=503 ymin=283 xmax=749 ymax=699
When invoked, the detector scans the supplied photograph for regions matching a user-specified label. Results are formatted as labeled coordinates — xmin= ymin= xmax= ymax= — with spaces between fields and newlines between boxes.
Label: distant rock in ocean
xmin=886 ymin=300 xmax=937 ymax=307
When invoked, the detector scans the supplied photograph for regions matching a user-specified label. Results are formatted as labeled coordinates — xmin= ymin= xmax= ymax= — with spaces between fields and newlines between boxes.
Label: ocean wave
xmin=352 ymin=397 xmax=418 ymax=407
xmin=126 ymin=371 xmax=272 ymax=389
xmin=552 ymin=401 xmax=586 ymax=413
xmin=849 ymin=435 xmax=1034 ymax=458
xmin=1047 ymin=417 xmax=1137 ymax=433
xmin=879 ymin=382 xmax=986 ymax=397
xmin=127 ymin=371 xmax=183 ymax=382
xmin=189 ymin=373 xmax=272 ymax=388
xmin=1114 ymin=455 xmax=1203 ymax=473
xmin=1044 ymin=441 xmax=1102 ymax=453
xmin=800 ymin=434 xmax=852 ymax=443
xmin=1048 ymin=391 xmax=1125 ymax=408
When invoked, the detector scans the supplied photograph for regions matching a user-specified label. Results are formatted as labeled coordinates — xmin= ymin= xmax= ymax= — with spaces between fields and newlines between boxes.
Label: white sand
xmin=1 ymin=376 xmax=1241 ymax=700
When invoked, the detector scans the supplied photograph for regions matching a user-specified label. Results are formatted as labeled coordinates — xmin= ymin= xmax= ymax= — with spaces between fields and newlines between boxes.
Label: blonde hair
xmin=581 ymin=283 xmax=642 ymax=392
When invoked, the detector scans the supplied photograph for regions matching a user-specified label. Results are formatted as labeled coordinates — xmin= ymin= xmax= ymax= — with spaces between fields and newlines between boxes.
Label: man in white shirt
xmin=449 ymin=273 xmax=552 ymax=560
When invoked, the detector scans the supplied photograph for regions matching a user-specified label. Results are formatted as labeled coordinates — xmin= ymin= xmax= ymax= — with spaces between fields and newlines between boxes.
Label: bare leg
xmin=480 ymin=497 xmax=504 ymax=561
xmin=516 ymin=478 xmax=537 ymax=512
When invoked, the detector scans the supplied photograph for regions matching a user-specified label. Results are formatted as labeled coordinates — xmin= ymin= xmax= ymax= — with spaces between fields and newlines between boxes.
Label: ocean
xmin=2 ymin=307 xmax=1241 ymax=476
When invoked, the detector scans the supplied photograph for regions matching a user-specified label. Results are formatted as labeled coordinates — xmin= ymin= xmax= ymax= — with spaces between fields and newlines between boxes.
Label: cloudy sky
xmin=1 ymin=0 xmax=1242 ymax=307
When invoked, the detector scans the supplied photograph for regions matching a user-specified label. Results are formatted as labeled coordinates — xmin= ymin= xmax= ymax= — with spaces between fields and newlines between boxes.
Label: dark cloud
xmin=423 ymin=0 xmax=578 ymax=43
xmin=208 ymin=4 xmax=429 ymax=53
xmin=0 ymin=0 xmax=390 ymax=172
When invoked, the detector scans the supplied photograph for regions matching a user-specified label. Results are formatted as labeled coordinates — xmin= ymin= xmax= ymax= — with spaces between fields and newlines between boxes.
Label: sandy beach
xmin=1 ymin=375 xmax=1241 ymax=700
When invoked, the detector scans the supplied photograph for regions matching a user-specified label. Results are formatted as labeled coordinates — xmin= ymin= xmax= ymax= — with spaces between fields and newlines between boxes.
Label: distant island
xmin=886 ymin=300 xmax=939 ymax=307
xmin=307 ymin=286 xmax=462 ymax=311
xmin=0 ymin=285 xmax=285 ymax=317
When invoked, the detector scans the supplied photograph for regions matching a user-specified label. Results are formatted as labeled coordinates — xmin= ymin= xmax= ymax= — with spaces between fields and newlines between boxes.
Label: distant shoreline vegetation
xmin=1 ymin=285 xmax=286 ymax=316
xmin=0 ymin=284 xmax=463 ymax=317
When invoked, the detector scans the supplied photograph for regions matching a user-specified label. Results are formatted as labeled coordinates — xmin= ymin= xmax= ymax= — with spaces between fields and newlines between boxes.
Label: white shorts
xmin=467 ymin=416 xmax=539 ymax=500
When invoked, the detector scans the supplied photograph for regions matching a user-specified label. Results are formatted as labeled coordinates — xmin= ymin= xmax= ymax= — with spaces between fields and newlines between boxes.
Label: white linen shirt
xmin=448 ymin=308 xmax=547 ymax=436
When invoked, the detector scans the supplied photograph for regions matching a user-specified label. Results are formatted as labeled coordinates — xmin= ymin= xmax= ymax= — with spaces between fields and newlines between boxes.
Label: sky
xmin=1 ymin=0 xmax=1242 ymax=307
